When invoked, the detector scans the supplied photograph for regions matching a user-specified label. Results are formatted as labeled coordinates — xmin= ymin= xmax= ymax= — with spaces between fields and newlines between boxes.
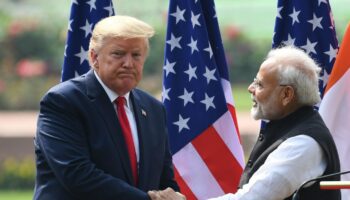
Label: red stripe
xmin=320 ymin=185 xmax=350 ymax=190
xmin=192 ymin=126 xmax=243 ymax=193
xmin=228 ymin=104 xmax=241 ymax=142
xmin=174 ymin=166 xmax=197 ymax=200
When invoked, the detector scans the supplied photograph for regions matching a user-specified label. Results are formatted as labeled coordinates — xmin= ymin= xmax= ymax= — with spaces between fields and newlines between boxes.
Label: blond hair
xmin=88 ymin=15 xmax=155 ymax=65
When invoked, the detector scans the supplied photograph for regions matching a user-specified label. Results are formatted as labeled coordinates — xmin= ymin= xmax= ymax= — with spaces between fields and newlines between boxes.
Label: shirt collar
xmin=94 ymin=70 xmax=131 ymax=107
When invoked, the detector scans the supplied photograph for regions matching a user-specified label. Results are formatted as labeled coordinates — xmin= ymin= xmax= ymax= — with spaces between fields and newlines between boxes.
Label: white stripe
xmin=213 ymin=111 xmax=245 ymax=168
xmin=221 ymin=78 xmax=235 ymax=106
xmin=319 ymin=68 xmax=350 ymax=199
xmin=173 ymin=143 xmax=225 ymax=199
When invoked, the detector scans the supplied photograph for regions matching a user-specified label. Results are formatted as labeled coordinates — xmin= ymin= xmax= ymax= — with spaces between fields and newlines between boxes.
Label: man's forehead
xmin=257 ymin=59 xmax=279 ymax=82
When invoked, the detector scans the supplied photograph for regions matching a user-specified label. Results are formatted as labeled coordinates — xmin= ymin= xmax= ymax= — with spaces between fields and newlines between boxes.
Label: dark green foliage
xmin=0 ymin=157 xmax=35 ymax=189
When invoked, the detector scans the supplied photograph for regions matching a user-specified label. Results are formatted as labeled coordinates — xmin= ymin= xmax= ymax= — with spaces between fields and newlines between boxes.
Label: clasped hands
xmin=148 ymin=187 xmax=186 ymax=200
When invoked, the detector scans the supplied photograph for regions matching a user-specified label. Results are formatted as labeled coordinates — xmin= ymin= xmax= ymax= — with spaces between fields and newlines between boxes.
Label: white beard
xmin=250 ymin=93 xmax=279 ymax=120
xmin=250 ymin=105 xmax=263 ymax=120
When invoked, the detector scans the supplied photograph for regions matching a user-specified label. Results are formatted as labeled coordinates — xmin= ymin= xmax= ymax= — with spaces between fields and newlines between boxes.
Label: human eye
xmin=253 ymin=78 xmax=263 ymax=89
xmin=112 ymin=50 xmax=124 ymax=57
xmin=132 ymin=52 xmax=142 ymax=59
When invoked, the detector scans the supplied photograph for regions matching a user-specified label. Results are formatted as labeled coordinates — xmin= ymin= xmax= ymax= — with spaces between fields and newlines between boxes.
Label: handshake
xmin=148 ymin=188 xmax=186 ymax=200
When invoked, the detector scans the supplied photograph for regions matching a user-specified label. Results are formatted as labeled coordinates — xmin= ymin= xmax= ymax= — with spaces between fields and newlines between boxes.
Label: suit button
xmin=247 ymin=160 xmax=253 ymax=167
xmin=258 ymin=134 xmax=264 ymax=141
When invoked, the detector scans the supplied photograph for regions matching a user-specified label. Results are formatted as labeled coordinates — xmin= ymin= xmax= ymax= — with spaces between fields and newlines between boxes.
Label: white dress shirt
xmin=209 ymin=135 xmax=326 ymax=200
xmin=94 ymin=71 xmax=140 ymax=163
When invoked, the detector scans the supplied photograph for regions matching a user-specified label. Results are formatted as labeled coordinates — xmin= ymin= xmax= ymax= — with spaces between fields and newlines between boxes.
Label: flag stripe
xmin=228 ymin=104 xmax=241 ymax=139
xmin=325 ymin=24 xmax=350 ymax=92
xmin=213 ymin=111 xmax=245 ymax=168
xmin=222 ymin=78 xmax=241 ymax=135
xmin=320 ymin=23 xmax=350 ymax=200
xmin=221 ymin=79 xmax=235 ymax=106
xmin=174 ymin=167 xmax=197 ymax=200
xmin=173 ymin=143 xmax=224 ymax=199
xmin=192 ymin=126 xmax=243 ymax=193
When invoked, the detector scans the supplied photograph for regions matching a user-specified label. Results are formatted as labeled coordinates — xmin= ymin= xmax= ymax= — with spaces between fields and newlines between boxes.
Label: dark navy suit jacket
xmin=34 ymin=70 xmax=179 ymax=200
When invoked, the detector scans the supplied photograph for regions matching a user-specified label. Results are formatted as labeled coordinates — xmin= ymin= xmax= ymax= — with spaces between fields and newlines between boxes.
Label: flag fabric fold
xmin=272 ymin=0 xmax=338 ymax=97
xmin=61 ymin=0 xmax=115 ymax=81
xmin=319 ymin=23 xmax=350 ymax=200
xmin=163 ymin=0 xmax=244 ymax=199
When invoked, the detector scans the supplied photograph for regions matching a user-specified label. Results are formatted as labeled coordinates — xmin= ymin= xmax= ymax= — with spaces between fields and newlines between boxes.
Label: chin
xmin=250 ymin=107 xmax=262 ymax=120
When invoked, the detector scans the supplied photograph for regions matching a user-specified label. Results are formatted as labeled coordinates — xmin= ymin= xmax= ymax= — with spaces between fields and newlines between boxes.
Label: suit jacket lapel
xmin=130 ymin=90 xmax=149 ymax=188
xmin=85 ymin=70 xmax=134 ymax=184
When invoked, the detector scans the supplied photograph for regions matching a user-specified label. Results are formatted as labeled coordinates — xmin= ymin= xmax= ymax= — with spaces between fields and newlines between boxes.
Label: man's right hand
xmin=148 ymin=187 xmax=186 ymax=200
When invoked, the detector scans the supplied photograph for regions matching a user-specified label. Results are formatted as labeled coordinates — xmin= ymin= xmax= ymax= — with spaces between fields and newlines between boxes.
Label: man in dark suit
xmin=34 ymin=15 xmax=179 ymax=200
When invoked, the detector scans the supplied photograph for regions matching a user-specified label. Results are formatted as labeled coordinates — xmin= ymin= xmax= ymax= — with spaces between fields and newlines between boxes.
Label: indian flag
xmin=319 ymin=23 xmax=350 ymax=199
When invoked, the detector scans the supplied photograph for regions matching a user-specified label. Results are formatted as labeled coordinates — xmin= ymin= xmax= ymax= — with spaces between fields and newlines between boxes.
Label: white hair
xmin=266 ymin=46 xmax=321 ymax=106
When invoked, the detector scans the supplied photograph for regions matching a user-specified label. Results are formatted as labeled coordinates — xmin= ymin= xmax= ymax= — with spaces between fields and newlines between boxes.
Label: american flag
xmin=272 ymin=0 xmax=338 ymax=97
xmin=61 ymin=0 xmax=115 ymax=81
xmin=163 ymin=0 xmax=244 ymax=199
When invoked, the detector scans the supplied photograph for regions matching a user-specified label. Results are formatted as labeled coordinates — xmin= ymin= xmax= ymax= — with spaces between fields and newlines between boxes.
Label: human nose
xmin=122 ymin=54 xmax=133 ymax=68
xmin=248 ymin=82 xmax=255 ymax=94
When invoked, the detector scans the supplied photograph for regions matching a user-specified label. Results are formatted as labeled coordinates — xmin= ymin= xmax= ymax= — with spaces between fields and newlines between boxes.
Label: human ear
xmin=281 ymin=86 xmax=295 ymax=106
xmin=90 ymin=49 xmax=98 ymax=68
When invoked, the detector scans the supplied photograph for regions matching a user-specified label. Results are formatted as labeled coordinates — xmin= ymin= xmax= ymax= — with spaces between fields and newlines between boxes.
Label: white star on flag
xmin=324 ymin=44 xmax=338 ymax=62
xmin=104 ymin=3 xmax=114 ymax=16
xmin=173 ymin=114 xmax=190 ymax=132
xmin=80 ymin=20 xmax=93 ymax=38
xmin=163 ymin=59 xmax=176 ymax=77
xmin=301 ymin=38 xmax=317 ymax=55
xmin=166 ymin=33 xmax=182 ymax=51
xmin=283 ymin=34 xmax=296 ymax=46
xmin=289 ymin=8 xmax=300 ymax=25
xmin=187 ymin=37 xmax=199 ymax=54
xmin=277 ymin=6 xmax=283 ymax=19
xmin=162 ymin=87 xmax=171 ymax=102
xmin=320 ymin=69 xmax=329 ymax=88
xmin=203 ymin=67 xmax=217 ymax=84
xmin=171 ymin=6 xmax=186 ymax=24
xmin=308 ymin=13 xmax=323 ymax=31
xmin=75 ymin=47 xmax=89 ymax=65
xmin=178 ymin=88 xmax=194 ymax=106
xmin=86 ymin=0 xmax=97 ymax=11
xmin=191 ymin=11 xmax=201 ymax=28
xmin=203 ymin=43 xmax=213 ymax=58
xmin=68 ymin=19 xmax=73 ymax=32
xmin=184 ymin=63 xmax=197 ymax=81
xmin=318 ymin=0 xmax=328 ymax=6
xmin=201 ymin=93 xmax=215 ymax=111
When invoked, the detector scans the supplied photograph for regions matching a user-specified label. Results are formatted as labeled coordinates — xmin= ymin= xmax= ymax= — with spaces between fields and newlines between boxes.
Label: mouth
xmin=118 ymin=71 xmax=134 ymax=78
xmin=251 ymin=95 xmax=257 ymax=107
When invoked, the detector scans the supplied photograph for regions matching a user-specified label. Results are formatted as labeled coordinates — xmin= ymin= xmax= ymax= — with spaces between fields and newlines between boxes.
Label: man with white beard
xmin=147 ymin=46 xmax=341 ymax=200
xmin=209 ymin=46 xmax=341 ymax=200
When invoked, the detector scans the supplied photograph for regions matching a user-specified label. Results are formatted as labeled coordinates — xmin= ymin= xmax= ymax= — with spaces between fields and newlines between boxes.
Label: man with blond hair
xmin=34 ymin=15 xmax=179 ymax=200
